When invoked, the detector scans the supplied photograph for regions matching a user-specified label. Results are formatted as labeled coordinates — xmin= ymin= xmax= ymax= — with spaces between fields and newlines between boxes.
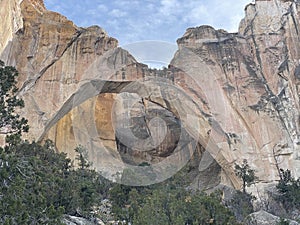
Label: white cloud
xmin=44 ymin=0 xmax=253 ymax=45
xmin=184 ymin=4 xmax=210 ymax=26
xmin=159 ymin=0 xmax=181 ymax=15
xmin=122 ymin=41 xmax=178 ymax=68
xmin=43 ymin=0 xmax=253 ymax=67
xmin=110 ymin=9 xmax=127 ymax=18
xmin=97 ymin=4 xmax=108 ymax=11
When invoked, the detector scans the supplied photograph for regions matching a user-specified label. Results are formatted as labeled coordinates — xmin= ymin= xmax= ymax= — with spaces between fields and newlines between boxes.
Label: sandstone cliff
xmin=0 ymin=0 xmax=299 ymax=193
xmin=172 ymin=0 xmax=300 ymax=191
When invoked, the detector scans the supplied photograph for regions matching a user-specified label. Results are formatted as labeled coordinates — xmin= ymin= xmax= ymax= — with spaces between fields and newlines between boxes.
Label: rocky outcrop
xmin=0 ymin=0 xmax=300 ymax=192
xmin=63 ymin=215 xmax=104 ymax=225
xmin=0 ymin=0 xmax=23 ymax=54
xmin=0 ymin=0 xmax=129 ymax=141
xmin=244 ymin=210 xmax=299 ymax=225
xmin=172 ymin=0 xmax=300 ymax=192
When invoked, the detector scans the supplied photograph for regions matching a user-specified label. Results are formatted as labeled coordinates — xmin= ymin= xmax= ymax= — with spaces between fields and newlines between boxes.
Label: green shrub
xmin=0 ymin=141 xmax=111 ymax=224
xmin=229 ymin=191 xmax=255 ymax=222
xmin=276 ymin=169 xmax=300 ymax=210
xmin=109 ymin=166 xmax=240 ymax=225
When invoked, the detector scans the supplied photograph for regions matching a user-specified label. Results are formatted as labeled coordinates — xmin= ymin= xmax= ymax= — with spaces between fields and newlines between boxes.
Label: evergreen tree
xmin=276 ymin=169 xmax=300 ymax=210
xmin=75 ymin=145 xmax=90 ymax=169
xmin=0 ymin=60 xmax=29 ymax=148
xmin=234 ymin=159 xmax=257 ymax=193
xmin=110 ymin=164 xmax=240 ymax=225
xmin=0 ymin=63 xmax=112 ymax=224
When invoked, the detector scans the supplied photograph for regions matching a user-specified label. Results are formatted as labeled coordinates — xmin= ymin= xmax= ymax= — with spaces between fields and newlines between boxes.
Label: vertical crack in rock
xmin=141 ymin=98 xmax=152 ymax=138
xmin=19 ymin=30 xmax=83 ymax=94
xmin=249 ymin=11 xmax=293 ymax=143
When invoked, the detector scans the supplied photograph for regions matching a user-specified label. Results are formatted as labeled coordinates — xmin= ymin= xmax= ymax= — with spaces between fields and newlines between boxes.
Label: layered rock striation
xmin=0 ymin=0 xmax=300 ymax=191
xmin=172 ymin=0 xmax=300 ymax=190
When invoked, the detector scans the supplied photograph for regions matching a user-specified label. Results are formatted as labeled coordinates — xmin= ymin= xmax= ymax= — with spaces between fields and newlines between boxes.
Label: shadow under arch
xmin=38 ymin=78 xmax=241 ymax=188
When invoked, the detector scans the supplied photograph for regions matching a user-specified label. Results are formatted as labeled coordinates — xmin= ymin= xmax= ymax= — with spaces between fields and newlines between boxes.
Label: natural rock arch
xmin=39 ymin=77 xmax=241 ymax=188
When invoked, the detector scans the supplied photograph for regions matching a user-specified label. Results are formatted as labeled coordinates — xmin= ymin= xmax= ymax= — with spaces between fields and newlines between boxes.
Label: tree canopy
xmin=0 ymin=60 xmax=29 ymax=148
xmin=234 ymin=159 xmax=257 ymax=193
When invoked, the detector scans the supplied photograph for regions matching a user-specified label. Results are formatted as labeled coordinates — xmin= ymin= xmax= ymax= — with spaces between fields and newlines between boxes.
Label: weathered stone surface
xmin=0 ymin=0 xmax=130 ymax=141
xmin=171 ymin=0 xmax=300 ymax=192
xmin=63 ymin=215 xmax=104 ymax=225
xmin=1 ymin=0 xmax=300 ymax=192
xmin=244 ymin=210 xmax=299 ymax=225
xmin=0 ymin=0 xmax=23 ymax=54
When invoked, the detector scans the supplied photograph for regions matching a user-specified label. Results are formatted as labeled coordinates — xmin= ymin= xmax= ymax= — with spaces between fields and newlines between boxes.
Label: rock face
xmin=0 ymin=0 xmax=23 ymax=54
xmin=172 ymin=0 xmax=300 ymax=192
xmin=244 ymin=210 xmax=299 ymax=225
xmin=63 ymin=215 xmax=104 ymax=225
xmin=0 ymin=0 xmax=300 ymax=191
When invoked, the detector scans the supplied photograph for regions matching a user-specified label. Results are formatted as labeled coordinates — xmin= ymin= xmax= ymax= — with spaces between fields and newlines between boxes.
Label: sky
xmin=44 ymin=0 xmax=253 ymax=67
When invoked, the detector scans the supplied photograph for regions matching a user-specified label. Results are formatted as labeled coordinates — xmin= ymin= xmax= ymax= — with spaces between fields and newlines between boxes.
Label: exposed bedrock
xmin=1 ymin=0 xmax=300 ymax=191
